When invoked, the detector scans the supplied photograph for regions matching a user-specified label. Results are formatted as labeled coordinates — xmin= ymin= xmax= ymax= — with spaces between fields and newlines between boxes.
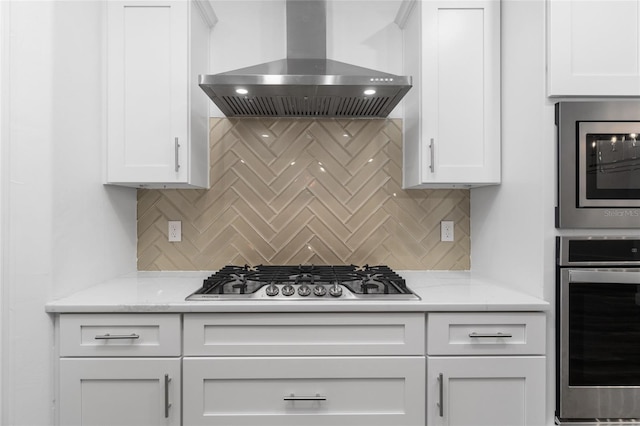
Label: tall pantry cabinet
xmin=400 ymin=0 xmax=501 ymax=188
xmin=105 ymin=0 xmax=214 ymax=188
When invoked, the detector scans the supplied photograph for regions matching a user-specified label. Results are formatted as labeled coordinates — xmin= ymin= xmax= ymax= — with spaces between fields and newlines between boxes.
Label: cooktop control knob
xmin=282 ymin=284 xmax=295 ymax=296
xmin=313 ymin=285 xmax=327 ymax=297
xmin=329 ymin=284 xmax=343 ymax=298
xmin=265 ymin=284 xmax=279 ymax=297
xmin=298 ymin=285 xmax=311 ymax=297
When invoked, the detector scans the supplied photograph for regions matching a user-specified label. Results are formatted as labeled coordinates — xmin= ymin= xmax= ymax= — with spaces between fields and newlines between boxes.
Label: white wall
xmin=209 ymin=1 xmax=285 ymax=73
xmin=469 ymin=0 xmax=553 ymax=422
xmin=471 ymin=0 xmax=555 ymax=298
xmin=2 ymin=1 xmax=137 ymax=424
xmin=469 ymin=2 xmax=557 ymax=424
xmin=0 ymin=1 xmax=7 ymax=423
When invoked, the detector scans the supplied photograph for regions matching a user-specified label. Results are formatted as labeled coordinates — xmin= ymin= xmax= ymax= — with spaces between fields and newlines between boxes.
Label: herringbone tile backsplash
xmin=137 ymin=118 xmax=470 ymax=270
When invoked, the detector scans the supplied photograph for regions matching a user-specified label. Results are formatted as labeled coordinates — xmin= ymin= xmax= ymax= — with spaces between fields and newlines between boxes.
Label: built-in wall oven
xmin=556 ymin=101 xmax=640 ymax=228
xmin=557 ymin=236 xmax=640 ymax=424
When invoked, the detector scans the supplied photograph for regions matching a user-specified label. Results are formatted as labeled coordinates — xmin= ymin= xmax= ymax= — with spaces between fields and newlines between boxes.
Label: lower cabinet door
xmin=183 ymin=356 xmax=425 ymax=426
xmin=427 ymin=356 xmax=545 ymax=426
xmin=59 ymin=358 xmax=180 ymax=426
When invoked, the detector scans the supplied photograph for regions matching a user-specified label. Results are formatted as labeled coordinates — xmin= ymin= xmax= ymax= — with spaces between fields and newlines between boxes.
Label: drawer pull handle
xmin=283 ymin=393 xmax=326 ymax=401
xmin=437 ymin=373 xmax=444 ymax=417
xmin=164 ymin=374 xmax=172 ymax=418
xmin=468 ymin=332 xmax=513 ymax=338
xmin=94 ymin=333 xmax=140 ymax=340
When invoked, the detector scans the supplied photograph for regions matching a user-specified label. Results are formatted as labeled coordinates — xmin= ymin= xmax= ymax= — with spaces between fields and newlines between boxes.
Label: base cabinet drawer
xmin=59 ymin=313 xmax=181 ymax=357
xmin=183 ymin=356 xmax=425 ymax=426
xmin=427 ymin=312 xmax=546 ymax=355
xmin=184 ymin=313 xmax=424 ymax=356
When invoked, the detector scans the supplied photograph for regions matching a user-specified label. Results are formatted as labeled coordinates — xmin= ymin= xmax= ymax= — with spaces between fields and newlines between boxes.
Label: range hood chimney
xmin=199 ymin=0 xmax=412 ymax=118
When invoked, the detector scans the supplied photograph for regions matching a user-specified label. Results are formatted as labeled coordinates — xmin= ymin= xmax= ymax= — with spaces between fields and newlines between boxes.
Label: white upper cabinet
xmin=401 ymin=0 xmax=501 ymax=188
xmin=106 ymin=0 xmax=214 ymax=188
xmin=548 ymin=0 xmax=640 ymax=96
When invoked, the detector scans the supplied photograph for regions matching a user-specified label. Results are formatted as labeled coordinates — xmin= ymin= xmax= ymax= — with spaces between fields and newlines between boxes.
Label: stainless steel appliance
xmin=557 ymin=236 xmax=640 ymax=424
xmin=556 ymin=101 xmax=640 ymax=228
xmin=198 ymin=0 xmax=412 ymax=118
xmin=185 ymin=264 xmax=419 ymax=301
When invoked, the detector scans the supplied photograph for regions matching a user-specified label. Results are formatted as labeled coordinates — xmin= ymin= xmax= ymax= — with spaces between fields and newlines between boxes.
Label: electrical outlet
xmin=168 ymin=220 xmax=182 ymax=242
xmin=441 ymin=220 xmax=454 ymax=242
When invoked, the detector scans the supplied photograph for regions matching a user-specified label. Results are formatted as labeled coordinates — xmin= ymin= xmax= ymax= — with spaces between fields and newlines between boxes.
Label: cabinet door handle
xmin=94 ymin=333 xmax=140 ymax=340
xmin=437 ymin=373 xmax=444 ymax=417
xmin=174 ymin=137 xmax=181 ymax=172
xmin=429 ymin=138 xmax=435 ymax=173
xmin=468 ymin=332 xmax=513 ymax=338
xmin=283 ymin=393 xmax=327 ymax=401
xmin=164 ymin=374 xmax=172 ymax=418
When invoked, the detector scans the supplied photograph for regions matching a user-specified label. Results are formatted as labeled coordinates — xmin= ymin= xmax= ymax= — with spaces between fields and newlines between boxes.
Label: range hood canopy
xmin=199 ymin=0 xmax=412 ymax=118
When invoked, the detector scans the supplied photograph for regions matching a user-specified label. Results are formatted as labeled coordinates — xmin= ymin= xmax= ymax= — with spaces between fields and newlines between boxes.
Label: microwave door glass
xmin=589 ymin=133 xmax=640 ymax=192
xmin=579 ymin=122 xmax=640 ymax=207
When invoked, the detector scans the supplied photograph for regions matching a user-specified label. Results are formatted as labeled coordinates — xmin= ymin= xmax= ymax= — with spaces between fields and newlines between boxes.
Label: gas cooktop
xmin=185 ymin=264 xmax=420 ymax=301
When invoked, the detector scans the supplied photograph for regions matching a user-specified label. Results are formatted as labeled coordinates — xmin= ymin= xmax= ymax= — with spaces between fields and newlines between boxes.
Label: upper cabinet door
xmin=548 ymin=0 xmax=640 ymax=96
xmin=402 ymin=0 xmax=501 ymax=188
xmin=106 ymin=0 xmax=211 ymax=188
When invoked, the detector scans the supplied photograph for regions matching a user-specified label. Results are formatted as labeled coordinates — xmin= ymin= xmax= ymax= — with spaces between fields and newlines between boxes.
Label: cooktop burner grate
xmin=186 ymin=264 xmax=419 ymax=301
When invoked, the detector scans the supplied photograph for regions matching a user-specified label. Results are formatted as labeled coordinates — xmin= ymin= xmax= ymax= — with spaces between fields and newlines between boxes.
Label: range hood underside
xmin=199 ymin=59 xmax=411 ymax=118
xmin=201 ymin=83 xmax=411 ymax=118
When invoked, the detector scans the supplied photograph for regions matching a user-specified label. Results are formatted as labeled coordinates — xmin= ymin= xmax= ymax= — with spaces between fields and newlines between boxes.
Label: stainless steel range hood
xmin=199 ymin=0 xmax=411 ymax=118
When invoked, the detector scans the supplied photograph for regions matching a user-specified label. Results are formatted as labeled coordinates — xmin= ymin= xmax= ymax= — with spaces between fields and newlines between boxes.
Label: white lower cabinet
xmin=426 ymin=312 xmax=547 ymax=426
xmin=57 ymin=314 xmax=182 ymax=426
xmin=427 ymin=356 xmax=545 ymax=426
xmin=182 ymin=313 xmax=426 ymax=426
xmin=183 ymin=356 xmax=425 ymax=426
xmin=59 ymin=358 xmax=181 ymax=426
xmin=55 ymin=311 xmax=548 ymax=425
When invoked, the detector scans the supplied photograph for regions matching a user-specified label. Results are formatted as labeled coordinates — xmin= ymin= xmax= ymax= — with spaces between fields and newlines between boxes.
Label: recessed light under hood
xmin=199 ymin=0 xmax=412 ymax=118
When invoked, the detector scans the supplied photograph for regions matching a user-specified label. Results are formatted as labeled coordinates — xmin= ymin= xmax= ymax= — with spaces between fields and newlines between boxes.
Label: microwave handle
xmin=569 ymin=269 xmax=640 ymax=284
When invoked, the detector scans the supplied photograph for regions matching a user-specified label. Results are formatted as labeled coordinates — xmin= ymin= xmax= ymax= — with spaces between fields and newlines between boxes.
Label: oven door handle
xmin=569 ymin=269 xmax=640 ymax=284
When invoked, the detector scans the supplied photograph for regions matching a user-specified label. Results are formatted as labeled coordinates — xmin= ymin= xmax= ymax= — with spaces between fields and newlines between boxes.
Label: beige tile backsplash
xmin=137 ymin=118 xmax=470 ymax=270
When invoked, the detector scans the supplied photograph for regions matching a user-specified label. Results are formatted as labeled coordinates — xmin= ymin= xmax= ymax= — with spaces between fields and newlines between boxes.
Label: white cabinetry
xmin=548 ymin=0 xmax=640 ymax=96
xmin=54 ymin=310 xmax=548 ymax=424
xmin=106 ymin=0 xmax=213 ymax=188
xmin=58 ymin=314 xmax=182 ymax=426
xmin=401 ymin=0 xmax=500 ymax=188
xmin=60 ymin=358 xmax=180 ymax=426
xmin=182 ymin=313 xmax=426 ymax=426
xmin=426 ymin=312 xmax=546 ymax=426
xmin=427 ymin=357 xmax=545 ymax=426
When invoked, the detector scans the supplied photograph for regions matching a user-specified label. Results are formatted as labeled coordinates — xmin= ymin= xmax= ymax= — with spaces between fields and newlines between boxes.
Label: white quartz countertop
xmin=45 ymin=271 xmax=549 ymax=313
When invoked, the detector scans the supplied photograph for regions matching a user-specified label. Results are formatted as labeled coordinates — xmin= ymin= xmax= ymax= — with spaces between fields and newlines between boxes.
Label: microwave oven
xmin=556 ymin=101 xmax=640 ymax=228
